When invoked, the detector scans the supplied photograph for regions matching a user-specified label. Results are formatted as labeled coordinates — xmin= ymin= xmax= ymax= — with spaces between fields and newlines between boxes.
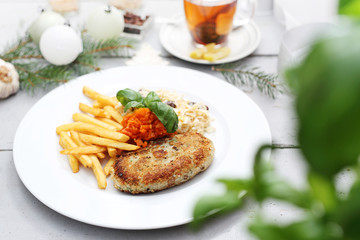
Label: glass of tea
xmin=184 ymin=0 xmax=256 ymax=46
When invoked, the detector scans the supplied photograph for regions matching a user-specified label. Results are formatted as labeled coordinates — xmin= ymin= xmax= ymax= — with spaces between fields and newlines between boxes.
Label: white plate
xmin=159 ymin=18 xmax=261 ymax=64
xmin=13 ymin=66 xmax=271 ymax=230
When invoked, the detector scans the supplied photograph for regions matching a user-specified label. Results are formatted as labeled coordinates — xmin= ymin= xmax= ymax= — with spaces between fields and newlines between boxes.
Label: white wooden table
xmin=0 ymin=0 xmax=310 ymax=239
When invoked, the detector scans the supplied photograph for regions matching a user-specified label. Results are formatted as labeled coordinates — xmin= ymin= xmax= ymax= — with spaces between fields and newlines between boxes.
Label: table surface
xmin=0 ymin=0 xmax=325 ymax=239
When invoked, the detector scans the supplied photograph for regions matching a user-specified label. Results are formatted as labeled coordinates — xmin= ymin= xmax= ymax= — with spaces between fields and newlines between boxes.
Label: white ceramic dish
xmin=159 ymin=18 xmax=261 ymax=64
xmin=13 ymin=66 xmax=271 ymax=229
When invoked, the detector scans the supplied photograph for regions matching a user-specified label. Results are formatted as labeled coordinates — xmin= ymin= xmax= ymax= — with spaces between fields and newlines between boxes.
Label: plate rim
xmin=13 ymin=66 xmax=271 ymax=229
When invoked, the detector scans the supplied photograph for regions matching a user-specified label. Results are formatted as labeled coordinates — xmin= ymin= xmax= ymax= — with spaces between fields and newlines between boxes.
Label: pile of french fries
xmin=56 ymin=86 xmax=139 ymax=189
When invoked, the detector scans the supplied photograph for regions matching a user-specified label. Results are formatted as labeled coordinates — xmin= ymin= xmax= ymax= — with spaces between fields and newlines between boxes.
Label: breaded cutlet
xmin=110 ymin=132 xmax=214 ymax=194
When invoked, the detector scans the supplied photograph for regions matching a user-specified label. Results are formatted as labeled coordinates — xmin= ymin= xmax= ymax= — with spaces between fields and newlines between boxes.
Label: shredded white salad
xmin=138 ymin=88 xmax=215 ymax=134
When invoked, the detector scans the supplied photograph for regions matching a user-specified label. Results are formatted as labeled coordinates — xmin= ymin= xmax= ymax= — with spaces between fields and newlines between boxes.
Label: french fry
xmin=89 ymin=155 xmax=107 ymax=189
xmin=56 ymin=122 xmax=129 ymax=142
xmin=79 ymin=133 xmax=139 ymax=151
xmin=97 ymin=152 xmax=106 ymax=159
xmin=69 ymin=130 xmax=84 ymax=146
xmin=107 ymin=147 xmax=117 ymax=158
xmin=57 ymin=87 xmax=137 ymax=189
xmin=59 ymin=132 xmax=92 ymax=167
xmin=83 ymin=86 xmax=118 ymax=107
xmin=72 ymin=113 xmax=116 ymax=131
xmin=70 ymin=130 xmax=107 ymax=159
xmin=93 ymin=100 xmax=106 ymax=108
xmin=104 ymin=157 xmax=116 ymax=176
xmin=83 ymin=86 xmax=98 ymax=99
xmin=60 ymin=145 xmax=106 ymax=155
xmin=96 ymin=117 xmax=123 ymax=131
xmin=96 ymin=94 xmax=119 ymax=107
xmin=68 ymin=129 xmax=106 ymax=188
xmin=67 ymin=135 xmax=106 ymax=187
xmin=59 ymin=139 xmax=79 ymax=173
xmin=79 ymin=103 xmax=107 ymax=117
xmin=104 ymin=105 xmax=123 ymax=124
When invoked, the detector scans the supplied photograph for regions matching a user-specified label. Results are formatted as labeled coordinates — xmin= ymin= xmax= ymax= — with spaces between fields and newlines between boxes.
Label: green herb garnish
xmin=116 ymin=88 xmax=178 ymax=133
xmin=116 ymin=88 xmax=144 ymax=106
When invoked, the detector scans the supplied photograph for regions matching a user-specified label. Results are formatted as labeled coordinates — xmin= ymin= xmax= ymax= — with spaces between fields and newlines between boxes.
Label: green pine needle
xmin=212 ymin=62 xmax=284 ymax=99
xmin=0 ymin=32 xmax=137 ymax=92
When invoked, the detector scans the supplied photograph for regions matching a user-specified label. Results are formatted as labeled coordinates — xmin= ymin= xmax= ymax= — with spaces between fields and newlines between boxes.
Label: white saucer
xmin=159 ymin=18 xmax=261 ymax=64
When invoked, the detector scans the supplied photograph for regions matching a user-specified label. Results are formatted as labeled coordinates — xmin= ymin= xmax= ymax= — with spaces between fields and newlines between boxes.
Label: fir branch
xmin=14 ymin=62 xmax=72 ymax=91
xmin=81 ymin=33 xmax=135 ymax=57
xmin=3 ymin=55 xmax=43 ymax=61
xmin=84 ymin=44 xmax=133 ymax=54
xmin=2 ymin=34 xmax=42 ymax=61
xmin=74 ymin=61 xmax=101 ymax=71
xmin=212 ymin=62 xmax=284 ymax=99
xmin=0 ymin=32 xmax=137 ymax=92
xmin=3 ymin=38 xmax=31 ymax=56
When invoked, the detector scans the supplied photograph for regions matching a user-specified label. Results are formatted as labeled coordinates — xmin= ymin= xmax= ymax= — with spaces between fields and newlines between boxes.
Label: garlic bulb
xmin=0 ymin=59 xmax=19 ymax=99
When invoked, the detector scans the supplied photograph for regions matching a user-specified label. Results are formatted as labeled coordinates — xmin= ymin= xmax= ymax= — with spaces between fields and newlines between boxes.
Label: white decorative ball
xmin=39 ymin=25 xmax=83 ymax=66
xmin=28 ymin=10 xmax=66 ymax=44
xmin=86 ymin=5 xmax=124 ymax=41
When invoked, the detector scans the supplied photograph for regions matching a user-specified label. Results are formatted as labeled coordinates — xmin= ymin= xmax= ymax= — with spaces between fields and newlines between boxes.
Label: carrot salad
xmin=120 ymin=108 xmax=170 ymax=147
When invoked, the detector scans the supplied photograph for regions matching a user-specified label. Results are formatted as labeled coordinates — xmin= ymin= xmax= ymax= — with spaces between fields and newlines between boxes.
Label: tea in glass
xmin=184 ymin=0 xmax=237 ymax=45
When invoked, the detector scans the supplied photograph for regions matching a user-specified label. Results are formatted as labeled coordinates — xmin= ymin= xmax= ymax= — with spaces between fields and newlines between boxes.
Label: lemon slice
xmin=190 ymin=48 xmax=206 ymax=59
xmin=190 ymin=43 xmax=231 ymax=62
xmin=204 ymin=47 xmax=231 ymax=62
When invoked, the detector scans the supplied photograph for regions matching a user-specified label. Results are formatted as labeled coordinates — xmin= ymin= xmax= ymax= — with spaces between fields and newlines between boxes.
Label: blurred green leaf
xmin=339 ymin=0 xmax=360 ymax=17
xmin=333 ymin=180 xmax=360 ymax=239
xmin=253 ymin=146 xmax=313 ymax=208
xmin=249 ymin=217 xmax=342 ymax=240
xmin=217 ymin=178 xmax=252 ymax=192
xmin=308 ymin=172 xmax=337 ymax=211
xmin=191 ymin=191 xmax=243 ymax=230
xmin=286 ymin=25 xmax=360 ymax=178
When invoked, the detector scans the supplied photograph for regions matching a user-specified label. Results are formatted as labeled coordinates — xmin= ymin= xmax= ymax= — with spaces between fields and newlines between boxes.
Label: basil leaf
xmin=116 ymin=88 xmax=144 ymax=106
xmin=144 ymin=91 xmax=161 ymax=107
xmin=124 ymin=101 xmax=145 ymax=113
xmin=148 ymin=101 xmax=178 ymax=133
